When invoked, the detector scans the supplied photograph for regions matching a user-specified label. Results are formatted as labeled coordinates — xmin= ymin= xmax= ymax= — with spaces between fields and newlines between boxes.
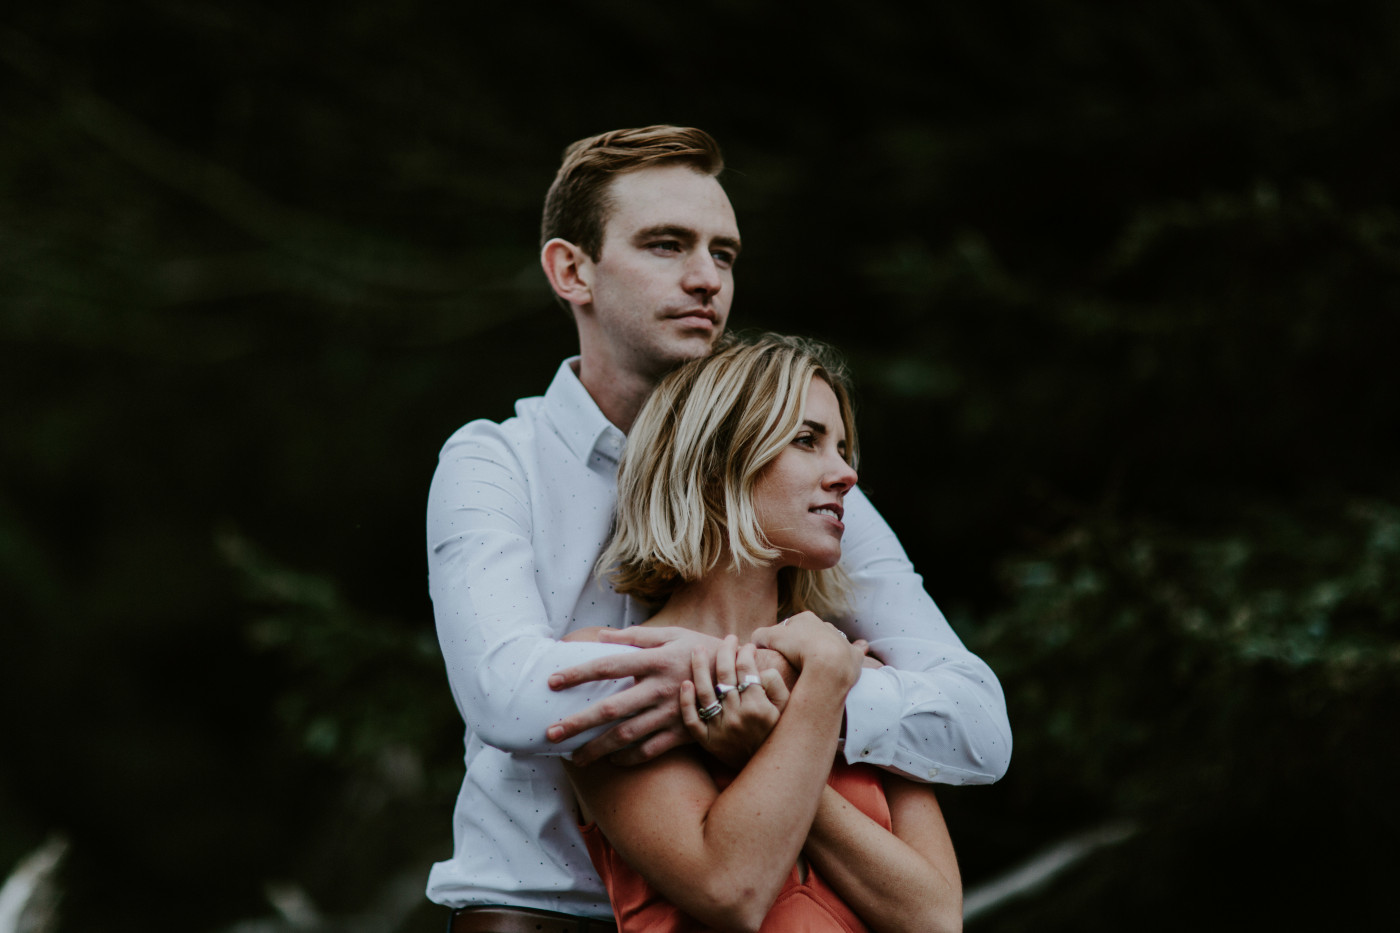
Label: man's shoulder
xmin=435 ymin=391 xmax=548 ymax=475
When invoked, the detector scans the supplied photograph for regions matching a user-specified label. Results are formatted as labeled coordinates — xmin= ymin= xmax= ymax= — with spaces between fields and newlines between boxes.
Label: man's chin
xmin=668 ymin=331 xmax=725 ymax=361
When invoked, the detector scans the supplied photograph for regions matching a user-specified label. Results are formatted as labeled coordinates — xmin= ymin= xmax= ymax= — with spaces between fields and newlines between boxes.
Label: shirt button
xmin=927 ymin=768 xmax=940 ymax=779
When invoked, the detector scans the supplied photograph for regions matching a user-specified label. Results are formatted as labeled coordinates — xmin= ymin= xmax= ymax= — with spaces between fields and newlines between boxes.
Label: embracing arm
xmin=837 ymin=487 xmax=1012 ymax=784
xmin=565 ymin=616 xmax=863 ymax=933
xmin=429 ymin=424 xmax=714 ymax=755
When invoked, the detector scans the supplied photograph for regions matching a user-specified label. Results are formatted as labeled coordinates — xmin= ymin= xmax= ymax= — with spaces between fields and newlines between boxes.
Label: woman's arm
xmin=565 ymin=614 xmax=864 ymax=933
xmin=800 ymin=773 xmax=963 ymax=933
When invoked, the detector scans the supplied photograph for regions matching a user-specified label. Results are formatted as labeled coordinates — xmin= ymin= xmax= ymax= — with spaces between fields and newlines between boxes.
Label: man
xmin=426 ymin=126 xmax=1011 ymax=930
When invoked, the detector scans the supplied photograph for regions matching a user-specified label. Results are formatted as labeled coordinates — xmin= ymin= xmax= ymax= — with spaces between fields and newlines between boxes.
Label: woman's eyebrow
xmin=803 ymin=419 xmax=848 ymax=452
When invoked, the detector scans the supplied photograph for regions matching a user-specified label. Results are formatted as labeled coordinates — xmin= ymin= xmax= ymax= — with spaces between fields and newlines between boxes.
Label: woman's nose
xmin=825 ymin=457 xmax=858 ymax=493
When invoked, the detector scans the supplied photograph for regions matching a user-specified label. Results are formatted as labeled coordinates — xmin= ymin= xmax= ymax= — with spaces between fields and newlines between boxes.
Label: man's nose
xmin=682 ymin=252 xmax=723 ymax=297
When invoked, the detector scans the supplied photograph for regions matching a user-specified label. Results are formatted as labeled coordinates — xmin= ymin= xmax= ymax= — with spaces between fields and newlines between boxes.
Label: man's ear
xmin=541 ymin=238 xmax=593 ymax=308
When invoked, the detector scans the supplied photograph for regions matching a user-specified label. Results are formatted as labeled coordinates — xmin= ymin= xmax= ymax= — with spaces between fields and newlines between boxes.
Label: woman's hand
xmin=681 ymin=635 xmax=791 ymax=768
xmin=856 ymin=639 xmax=885 ymax=669
xmin=751 ymin=611 xmax=865 ymax=689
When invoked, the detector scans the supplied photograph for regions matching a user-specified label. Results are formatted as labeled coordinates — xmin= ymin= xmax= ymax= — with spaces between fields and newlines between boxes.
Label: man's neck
xmin=574 ymin=356 xmax=657 ymax=435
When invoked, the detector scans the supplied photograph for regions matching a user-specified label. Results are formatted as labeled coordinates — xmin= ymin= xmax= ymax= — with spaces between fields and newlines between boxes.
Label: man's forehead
xmin=603 ymin=164 xmax=738 ymax=234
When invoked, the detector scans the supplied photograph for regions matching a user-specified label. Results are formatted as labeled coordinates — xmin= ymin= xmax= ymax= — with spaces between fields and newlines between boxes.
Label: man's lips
xmin=669 ymin=309 xmax=718 ymax=326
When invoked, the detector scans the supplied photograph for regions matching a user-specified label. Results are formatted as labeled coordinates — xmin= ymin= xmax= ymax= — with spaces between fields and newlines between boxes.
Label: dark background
xmin=2 ymin=2 xmax=1397 ymax=930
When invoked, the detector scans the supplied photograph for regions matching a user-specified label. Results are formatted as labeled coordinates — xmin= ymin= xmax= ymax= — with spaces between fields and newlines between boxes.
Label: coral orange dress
xmin=580 ymin=759 xmax=888 ymax=932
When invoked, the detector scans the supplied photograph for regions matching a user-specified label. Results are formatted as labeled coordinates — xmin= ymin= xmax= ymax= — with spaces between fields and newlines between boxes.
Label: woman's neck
xmin=646 ymin=562 xmax=781 ymax=641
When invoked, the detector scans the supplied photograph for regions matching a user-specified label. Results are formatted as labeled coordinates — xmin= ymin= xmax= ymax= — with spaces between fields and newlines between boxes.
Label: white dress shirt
xmin=425 ymin=358 xmax=1011 ymax=912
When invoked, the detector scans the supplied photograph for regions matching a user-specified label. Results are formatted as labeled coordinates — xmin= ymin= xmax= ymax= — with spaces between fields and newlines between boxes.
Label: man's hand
xmin=547 ymin=626 xmax=723 ymax=766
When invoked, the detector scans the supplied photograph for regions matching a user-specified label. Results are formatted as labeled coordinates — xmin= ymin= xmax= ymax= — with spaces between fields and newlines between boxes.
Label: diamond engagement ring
xmin=697 ymin=701 xmax=724 ymax=722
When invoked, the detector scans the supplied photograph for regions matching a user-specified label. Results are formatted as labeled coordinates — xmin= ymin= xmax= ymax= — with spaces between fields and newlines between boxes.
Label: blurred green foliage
xmin=955 ymin=498 xmax=1400 ymax=929
xmin=2 ymin=1 xmax=1397 ymax=930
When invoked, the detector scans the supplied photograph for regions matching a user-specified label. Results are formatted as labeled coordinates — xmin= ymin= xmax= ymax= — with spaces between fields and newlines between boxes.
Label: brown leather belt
xmin=449 ymin=905 xmax=618 ymax=933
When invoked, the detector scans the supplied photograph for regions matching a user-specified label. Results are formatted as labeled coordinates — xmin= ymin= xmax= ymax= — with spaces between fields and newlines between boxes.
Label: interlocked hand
xmin=680 ymin=635 xmax=790 ymax=768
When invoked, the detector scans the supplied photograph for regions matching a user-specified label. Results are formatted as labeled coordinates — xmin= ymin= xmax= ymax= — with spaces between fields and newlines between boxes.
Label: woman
xmin=563 ymin=335 xmax=963 ymax=933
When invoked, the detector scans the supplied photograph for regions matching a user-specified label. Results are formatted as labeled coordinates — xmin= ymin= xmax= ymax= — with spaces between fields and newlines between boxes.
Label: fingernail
xmin=547 ymin=726 xmax=563 ymax=742
xmin=548 ymin=675 xmax=562 ymax=689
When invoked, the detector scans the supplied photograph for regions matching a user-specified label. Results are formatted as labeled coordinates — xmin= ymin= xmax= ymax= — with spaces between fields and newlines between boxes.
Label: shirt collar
xmin=542 ymin=357 xmax=627 ymax=466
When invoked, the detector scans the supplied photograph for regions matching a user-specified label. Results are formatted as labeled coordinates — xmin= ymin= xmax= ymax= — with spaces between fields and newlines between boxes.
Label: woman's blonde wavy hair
xmin=598 ymin=333 xmax=859 ymax=620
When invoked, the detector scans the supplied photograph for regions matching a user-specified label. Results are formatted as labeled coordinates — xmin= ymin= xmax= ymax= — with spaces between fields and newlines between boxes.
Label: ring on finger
xmin=736 ymin=674 xmax=762 ymax=693
xmin=714 ymin=682 xmax=737 ymax=700
xmin=697 ymin=701 xmax=724 ymax=722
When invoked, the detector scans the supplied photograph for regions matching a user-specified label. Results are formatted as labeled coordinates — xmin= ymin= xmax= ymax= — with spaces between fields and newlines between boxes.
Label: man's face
xmin=583 ymin=163 xmax=741 ymax=379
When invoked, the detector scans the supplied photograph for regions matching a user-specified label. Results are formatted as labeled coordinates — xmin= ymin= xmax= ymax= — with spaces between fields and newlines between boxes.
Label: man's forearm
xmin=842 ymin=659 xmax=1011 ymax=784
xmin=837 ymin=487 xmax=1013 ymax=784
xmin=439 ymin=629 xmax=639 ymax=754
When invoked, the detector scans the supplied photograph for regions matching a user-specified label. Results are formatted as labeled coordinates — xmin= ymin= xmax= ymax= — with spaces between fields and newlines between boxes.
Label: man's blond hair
xmin=598 ymin=334 xmax=859 ymax=620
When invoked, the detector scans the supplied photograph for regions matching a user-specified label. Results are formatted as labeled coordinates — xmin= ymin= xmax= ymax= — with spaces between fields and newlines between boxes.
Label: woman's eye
xmin=793 ymin=434 xmax=816 ymax=448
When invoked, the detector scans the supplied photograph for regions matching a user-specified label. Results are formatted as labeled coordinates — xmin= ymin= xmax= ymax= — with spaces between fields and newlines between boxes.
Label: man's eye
xmin=650 ymin=241 xmax=681 ymax=253
xmin=712 ymin=250 xmax=735 ymax=266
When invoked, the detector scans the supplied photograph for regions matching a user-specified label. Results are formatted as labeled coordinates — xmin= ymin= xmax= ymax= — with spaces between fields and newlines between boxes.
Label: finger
xmin=760 ymin=668 xmax=790 ymax=713
xmin=548 ymin=648 xmax=649 ymax=690
xmin=750 ymin=623 xmax=800 ymax=662
xmin=735 ymin=642 xmax=758 ymax=680
xmin=750 ymin=624 xmax=778 ymax=651
xmin=610 ymin=724 xmax=689 ymax=765
xmin=715 ymin=634 xmax=738 ymax=693
xmin=594 ymin=625 xmax=690 ymax=648
xmin=546 ymin=679 xmax=666 ymax=743
xmin=735 ymin=644 xmax=760 ymax=704
xmin=679 ymin=680 xmax=706 ymax=742
xmin=570 ymin=701 xmax=676 ymax=766
xmin=691 ymin=646 xmax=718 ymax=707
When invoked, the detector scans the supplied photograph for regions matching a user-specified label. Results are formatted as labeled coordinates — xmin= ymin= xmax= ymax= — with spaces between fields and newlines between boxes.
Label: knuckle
xmin=590 ymin=735 xmax=624 ymax=755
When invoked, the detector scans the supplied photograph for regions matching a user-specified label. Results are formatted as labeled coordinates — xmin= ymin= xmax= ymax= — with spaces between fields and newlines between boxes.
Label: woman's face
xmin=752 ymin=376 xmax=859 ymax=570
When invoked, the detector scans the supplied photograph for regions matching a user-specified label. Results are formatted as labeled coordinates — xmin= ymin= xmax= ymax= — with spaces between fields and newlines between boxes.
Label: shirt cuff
xmin=840 ymin=667 xmax=903 ymax=768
